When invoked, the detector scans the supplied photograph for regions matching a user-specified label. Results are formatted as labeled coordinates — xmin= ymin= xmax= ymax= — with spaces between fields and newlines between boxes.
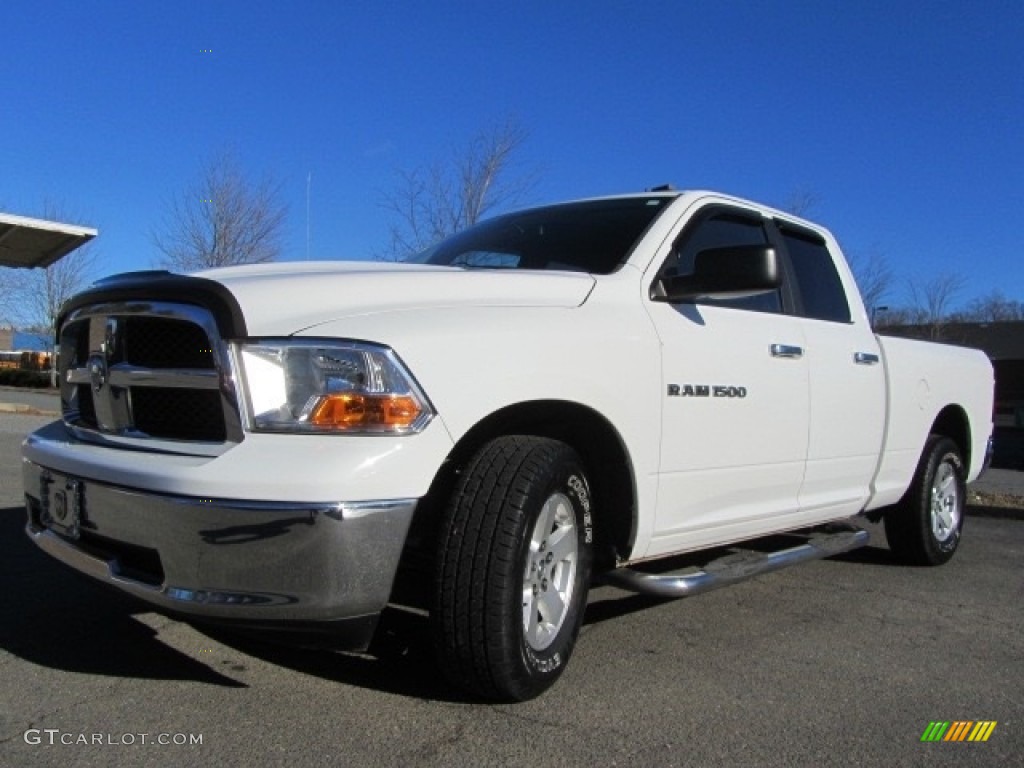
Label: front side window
xmin=406 ymin=197 xmax=672 ymax=275
xmin=660 ymin=210 xmax=782 ymax=313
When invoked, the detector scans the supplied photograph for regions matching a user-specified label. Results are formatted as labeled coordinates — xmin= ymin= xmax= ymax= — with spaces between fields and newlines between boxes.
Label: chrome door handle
xmin=854 ymin=352 xmax=880 ymax=365
xmin=770 ymin=344 xmax=803 ymax=359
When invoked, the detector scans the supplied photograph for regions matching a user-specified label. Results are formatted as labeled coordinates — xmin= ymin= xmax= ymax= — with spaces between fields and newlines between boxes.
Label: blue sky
xmin=2 ymin=1 xmax=1022 ymax=309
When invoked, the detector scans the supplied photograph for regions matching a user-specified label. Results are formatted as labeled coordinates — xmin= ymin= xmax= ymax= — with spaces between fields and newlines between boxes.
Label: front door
xmin=643 ymin=205 xmax=811 ymax=558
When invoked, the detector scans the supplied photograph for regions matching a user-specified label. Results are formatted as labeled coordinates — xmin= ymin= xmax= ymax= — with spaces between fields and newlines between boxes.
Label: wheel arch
xmin=929 ymin=404 xmax=972 ymax=468
xmin=414 ymin=400 xmax=638 ymax=571
xmin=869 ymin=405 xmax=974 ymax=525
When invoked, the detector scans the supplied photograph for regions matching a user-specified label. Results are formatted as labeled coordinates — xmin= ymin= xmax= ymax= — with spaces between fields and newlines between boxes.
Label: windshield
xmin=405 ymin=196 xmax=673 ymax=274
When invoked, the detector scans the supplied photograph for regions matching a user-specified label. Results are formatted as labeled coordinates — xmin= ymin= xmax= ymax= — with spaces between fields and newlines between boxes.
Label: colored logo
xmin=921 ymin=721 xmax=997 ymax=742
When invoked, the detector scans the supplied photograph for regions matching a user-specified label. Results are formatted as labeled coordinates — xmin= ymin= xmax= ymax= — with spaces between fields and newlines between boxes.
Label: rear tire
xmin=433 ymin=436 xmax=593 ymax=701
xmin=884 ymin=435 xmax=965 ymax=566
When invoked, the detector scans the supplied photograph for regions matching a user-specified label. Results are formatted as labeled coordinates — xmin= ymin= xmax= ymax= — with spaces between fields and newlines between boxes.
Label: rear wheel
xmin=433 ymin=436 xmax=593 ymax=701
xmin=884 ymin=435 xmax=965 ymax=566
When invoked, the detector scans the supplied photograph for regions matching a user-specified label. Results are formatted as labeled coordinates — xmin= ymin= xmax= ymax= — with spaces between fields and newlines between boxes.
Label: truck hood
xmin=193 ymin=261 xmax=596 ymax=336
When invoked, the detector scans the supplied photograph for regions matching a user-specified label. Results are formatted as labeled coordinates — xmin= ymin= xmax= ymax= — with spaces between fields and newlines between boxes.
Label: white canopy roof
xmin=0 ymin=212 xmax=97 ymax=269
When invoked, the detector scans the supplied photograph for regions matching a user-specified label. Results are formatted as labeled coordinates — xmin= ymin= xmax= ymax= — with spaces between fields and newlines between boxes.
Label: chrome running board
xmin=604 ymin=526 xmax=869 ymax=598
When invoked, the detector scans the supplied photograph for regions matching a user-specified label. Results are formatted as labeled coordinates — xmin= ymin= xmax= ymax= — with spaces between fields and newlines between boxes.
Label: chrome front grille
xmin=59 ymin=302 xmax=241 ymax=452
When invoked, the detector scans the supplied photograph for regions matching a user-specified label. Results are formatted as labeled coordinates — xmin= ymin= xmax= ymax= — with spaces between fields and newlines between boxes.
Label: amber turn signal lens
xmin=309 ymin=394 xmax=422 ymax=430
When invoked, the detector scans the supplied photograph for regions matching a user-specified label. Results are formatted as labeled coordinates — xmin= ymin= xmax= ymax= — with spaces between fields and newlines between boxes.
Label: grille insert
xmin=123 ymin=317 xmax=214 ymax=369
xmin=131 ymin=387 xmax=226 ymax=442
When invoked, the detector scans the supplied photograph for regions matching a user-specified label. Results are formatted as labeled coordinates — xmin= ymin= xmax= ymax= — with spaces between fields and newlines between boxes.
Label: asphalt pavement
xmin=971 ymin=467 xmax=1024 ymax=499
xmin=0 ymin=386 xmax=59 ymax=415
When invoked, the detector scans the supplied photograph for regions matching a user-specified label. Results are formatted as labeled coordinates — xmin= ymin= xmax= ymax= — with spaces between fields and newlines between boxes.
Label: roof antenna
xmin=305 ymin=172 xmax=312 ymax=260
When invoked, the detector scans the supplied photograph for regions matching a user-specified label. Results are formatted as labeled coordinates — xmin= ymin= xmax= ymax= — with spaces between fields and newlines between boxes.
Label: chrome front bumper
xmin=22 ymin=459 xmax=417 ymax=649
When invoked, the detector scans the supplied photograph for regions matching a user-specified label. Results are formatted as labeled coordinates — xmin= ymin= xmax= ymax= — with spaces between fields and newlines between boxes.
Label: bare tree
xmin=905 ymin=272 xmax=967 ymax=339
xmin=9 ymin=205 xmax=99 ymax=332
xmin=379 ymin=119 xmax=532 ymax=259
xmin=847 ymin=248 xmax=894 ymax=322
xmin=873 ymin=306 xmax=917 ymax=330
xmin=9 ymin=205 xmax=100 ymax=383
xmin=152 ymin=152 xmax=287 ymax=272
xmin=24 ymin=244 xmax=98 ymax=338
xmin=0 ymin=200 xmax=25 ymax=324
xmin=0 ymin=268 xmax=22 ymax=326
xmin=782 ymin=186 xmax=819 ymax=217
xmin=951 ymin=290 xmax=1024 ymax=322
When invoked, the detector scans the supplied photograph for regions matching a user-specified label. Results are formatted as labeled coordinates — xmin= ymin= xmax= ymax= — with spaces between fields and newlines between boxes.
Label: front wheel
xmin=884 ymin=435 xmax=966 ymax=566
xmin=433 ymin=436 xmax=593 ymax=701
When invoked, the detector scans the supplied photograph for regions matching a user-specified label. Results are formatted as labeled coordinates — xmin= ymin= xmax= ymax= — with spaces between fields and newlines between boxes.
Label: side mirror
xmin=653 ymin=245 xmax=780 ymax=302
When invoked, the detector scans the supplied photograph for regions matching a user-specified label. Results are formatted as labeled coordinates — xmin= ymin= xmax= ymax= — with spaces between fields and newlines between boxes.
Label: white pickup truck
xmin=22 ymin=189 xmax=994 ymax=701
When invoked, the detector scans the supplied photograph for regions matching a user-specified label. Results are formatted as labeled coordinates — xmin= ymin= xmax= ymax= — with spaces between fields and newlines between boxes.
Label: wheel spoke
xmin=531 ymin=497 xmax=559 ymax=550
xmin=546 ymin=522 xmax=576 ymax=563
xmin=537 ymin=587 xmax=566 ymax=629
xmin=522 ymin=587 xmax=538 ymax=638
xmin=551 ymin=558 xmax=575 ymax=592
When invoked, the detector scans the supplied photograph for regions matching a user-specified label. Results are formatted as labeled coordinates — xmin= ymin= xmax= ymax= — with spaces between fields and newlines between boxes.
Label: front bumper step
xmin=604 ymin=525 xmax=870 ymax=598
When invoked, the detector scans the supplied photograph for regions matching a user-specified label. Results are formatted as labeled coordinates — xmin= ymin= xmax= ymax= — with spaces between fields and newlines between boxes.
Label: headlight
xmin=235 ymin=340 xmax=434 ymax=434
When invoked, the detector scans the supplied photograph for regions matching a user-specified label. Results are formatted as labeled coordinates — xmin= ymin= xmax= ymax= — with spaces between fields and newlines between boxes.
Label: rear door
xmin=777 ymin=222 xmax=886 ymax=518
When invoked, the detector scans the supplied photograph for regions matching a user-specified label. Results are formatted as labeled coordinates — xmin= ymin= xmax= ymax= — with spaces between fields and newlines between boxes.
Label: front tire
xmin=433 ymin=436 xmax=593 ymax=701
xmin=884 ymin=435 xmax=966 ymax=566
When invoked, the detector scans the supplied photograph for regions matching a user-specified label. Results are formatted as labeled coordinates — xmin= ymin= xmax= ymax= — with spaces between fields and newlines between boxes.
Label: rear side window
xmin=781 ymin=228 xmax=851 ymax=323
